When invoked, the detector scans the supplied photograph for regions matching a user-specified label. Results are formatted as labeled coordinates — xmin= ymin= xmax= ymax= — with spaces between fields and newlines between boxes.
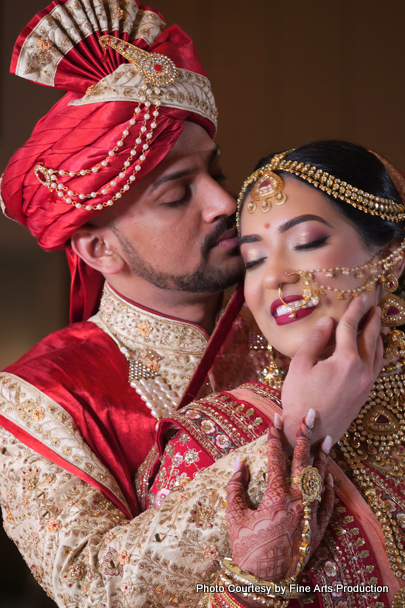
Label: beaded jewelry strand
xmin=35 ymin=100 xmax=159 ymax=210
xmin=34 ymin=35 xmax=178 ymax=211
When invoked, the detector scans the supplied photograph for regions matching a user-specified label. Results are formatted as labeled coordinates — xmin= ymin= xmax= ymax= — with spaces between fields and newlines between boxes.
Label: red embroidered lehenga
xmin=138 ymin=382 xmax=405 ymax=607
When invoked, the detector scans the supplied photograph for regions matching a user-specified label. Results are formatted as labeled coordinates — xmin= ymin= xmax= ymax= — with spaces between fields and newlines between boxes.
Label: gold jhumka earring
xmin=377 ymin=273 xmax=405 ymax=360
xmin=261 ymin=345 xmax=285 ymax=391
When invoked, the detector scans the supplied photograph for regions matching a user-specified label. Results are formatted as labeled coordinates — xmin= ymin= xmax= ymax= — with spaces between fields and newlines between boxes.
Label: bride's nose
xmin=263 ymin=264 xmax=301 ymax=291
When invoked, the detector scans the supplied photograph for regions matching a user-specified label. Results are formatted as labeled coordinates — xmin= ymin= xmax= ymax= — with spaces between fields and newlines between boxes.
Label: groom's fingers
xmin=290 ymin=316 xmax=334 ymax=370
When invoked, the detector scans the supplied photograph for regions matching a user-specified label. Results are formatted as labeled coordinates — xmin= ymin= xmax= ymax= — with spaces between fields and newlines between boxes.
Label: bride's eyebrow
xmin=238 ymin=234 xmax=263 ymax=246
xmin=279 ymin=214 xmax=333 ymax=233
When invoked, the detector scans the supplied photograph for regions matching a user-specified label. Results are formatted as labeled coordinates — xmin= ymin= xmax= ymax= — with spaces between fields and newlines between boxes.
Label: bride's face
xmin=240 ymin=175 xmax=387 ymax=358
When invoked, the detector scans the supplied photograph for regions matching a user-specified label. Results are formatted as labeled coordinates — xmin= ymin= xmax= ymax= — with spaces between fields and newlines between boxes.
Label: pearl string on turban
xmin=1 ymin=0 xmax=218 ymax=323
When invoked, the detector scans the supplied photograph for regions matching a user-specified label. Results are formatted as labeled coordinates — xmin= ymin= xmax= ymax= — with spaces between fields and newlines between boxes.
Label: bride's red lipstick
xmin=271 ymin=294 xmax=319 ymax=326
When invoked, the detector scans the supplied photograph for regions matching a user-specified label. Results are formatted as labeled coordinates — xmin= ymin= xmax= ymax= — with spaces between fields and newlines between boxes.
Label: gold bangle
xmin=219 ymin=564 xmax=301 ymax=601
xmin=221 ymin=466 xmax=322 ymax=595
xmin=215 ymin=573 xmax=290 ymax=607
xmin=197 ymin=592 xmax=212 ymax=608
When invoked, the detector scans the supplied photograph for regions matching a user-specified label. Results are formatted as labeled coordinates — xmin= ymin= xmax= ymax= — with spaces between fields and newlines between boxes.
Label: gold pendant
xmin=379 ymin=293 xmax=405 ymax=326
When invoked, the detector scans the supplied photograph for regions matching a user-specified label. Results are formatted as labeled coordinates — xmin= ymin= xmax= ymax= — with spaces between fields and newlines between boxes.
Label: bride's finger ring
xmin=290 ymin=465 xmax=323 ymax=503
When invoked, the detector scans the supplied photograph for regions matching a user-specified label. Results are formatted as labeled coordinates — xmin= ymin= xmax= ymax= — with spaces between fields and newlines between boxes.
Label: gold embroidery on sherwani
xmin=92 ymin=282 xmax=209 ymax=397
xmin=135 ymin=444 xmax=159 ymax=510
xmin=0 ymin=372 xmax=129 ymax=512
xmin=1 ymin=425 xmax=388 ymax=606
xmin=0 ymin=286 xmax=272 ymax=604
xmin=91 ymin=283 xmax=270 ymax=405
xmin=0 ymin=426 xmax=256 ymax=606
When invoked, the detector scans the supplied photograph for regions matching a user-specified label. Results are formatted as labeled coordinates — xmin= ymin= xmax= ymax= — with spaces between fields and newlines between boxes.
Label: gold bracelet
xmin=222 ymin=465 xmax=322 ymax=596
xmin=213 ymin=588 xmax=289 ymax=608
xmin=218 ymin=568 xmax=277 ymax=598
xmin=217 ymin=570 xmax=291 ymax=606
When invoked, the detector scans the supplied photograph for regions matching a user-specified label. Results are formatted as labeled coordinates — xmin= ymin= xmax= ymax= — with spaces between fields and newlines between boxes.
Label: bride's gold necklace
xmin=261 ymin=351 xmax=405 ymax=579
xmin=340 ymin=370 xmax=405 ymax=474
xmin=338 ymin=368 xmax=405 ymax=581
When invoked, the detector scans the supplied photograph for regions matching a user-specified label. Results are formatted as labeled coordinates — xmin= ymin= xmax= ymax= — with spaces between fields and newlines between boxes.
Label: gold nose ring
xmin=278 ymin=272 xmax=319 ymax=318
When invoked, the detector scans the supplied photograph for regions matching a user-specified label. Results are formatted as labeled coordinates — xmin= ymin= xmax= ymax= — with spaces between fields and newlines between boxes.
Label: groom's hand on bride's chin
xmin=280 ymin=295 xmax=383 ymax=454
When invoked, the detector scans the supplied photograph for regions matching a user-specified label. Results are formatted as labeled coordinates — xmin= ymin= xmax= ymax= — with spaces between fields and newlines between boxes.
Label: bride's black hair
xmin=253 ymin=140 xmax=405 ymax=249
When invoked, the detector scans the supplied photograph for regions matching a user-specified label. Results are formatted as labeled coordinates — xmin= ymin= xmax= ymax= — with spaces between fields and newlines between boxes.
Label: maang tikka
xmin=248 ymin=171 xmax=287 ymax=214
xmin=236 ymin=167 xmax=287 ymax=232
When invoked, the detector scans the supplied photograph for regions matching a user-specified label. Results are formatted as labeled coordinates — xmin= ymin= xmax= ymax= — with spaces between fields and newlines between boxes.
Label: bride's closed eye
xmin=244 ymin=257 xmax=266 ymax=270
xmin=294 ymin=235 xmax=330 ymax=250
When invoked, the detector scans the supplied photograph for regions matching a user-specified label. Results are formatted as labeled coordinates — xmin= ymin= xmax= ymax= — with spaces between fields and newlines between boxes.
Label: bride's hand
xmin=281 ymin=295 xmax=383 ymax=453
xmin=225 ymin=413 xmax=334 ymax=583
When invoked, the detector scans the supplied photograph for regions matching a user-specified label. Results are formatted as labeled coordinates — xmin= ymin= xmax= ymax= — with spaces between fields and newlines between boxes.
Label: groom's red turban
xmin=1 ymin=0 xmax=218 ymax=322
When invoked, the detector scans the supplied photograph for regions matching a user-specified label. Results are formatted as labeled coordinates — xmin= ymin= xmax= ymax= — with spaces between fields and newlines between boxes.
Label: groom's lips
xmin=213 ymin=227 xmax=239 ymax=248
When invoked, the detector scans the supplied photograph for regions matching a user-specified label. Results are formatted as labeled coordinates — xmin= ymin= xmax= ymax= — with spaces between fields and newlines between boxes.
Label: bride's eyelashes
xmin=245 ymin=257 xmax=265 ymax=270
xmin=294 ymin=235 xmax=330 ymax=250
xmin=243 ymin=236 xmax=330 ymax=270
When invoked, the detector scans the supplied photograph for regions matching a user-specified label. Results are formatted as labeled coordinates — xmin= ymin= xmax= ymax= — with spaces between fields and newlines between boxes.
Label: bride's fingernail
xmin=273 ymin=412 xmax=283 ymax=430
xmin=305 ymin=408 xmax=315 ymax=430
xmin=327 ymin=473 xmax=334 ymax=487
xmin=233 ymin=455 xmax=241 ymax=472
xmin=321 ymin=435 xmax=333 ymax=454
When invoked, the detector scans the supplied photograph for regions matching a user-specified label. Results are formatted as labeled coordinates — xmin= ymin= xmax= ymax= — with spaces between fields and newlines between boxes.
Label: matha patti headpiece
xmin=238 ymin=148 xmax=405 ymax=318
xmin=236 ymin=150 xmax=405 ymax=233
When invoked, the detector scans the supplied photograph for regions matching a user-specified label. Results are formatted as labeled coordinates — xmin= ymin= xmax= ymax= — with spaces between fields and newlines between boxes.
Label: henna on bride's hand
xmin=225 ymin=416 xmax=335 ymax=582
xmin=226 ymin=421 xmax=303 ymax=580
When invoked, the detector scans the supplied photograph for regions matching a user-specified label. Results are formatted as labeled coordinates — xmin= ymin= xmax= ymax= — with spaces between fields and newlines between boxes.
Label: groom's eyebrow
xmin=279 ymin=214 xmax=333 ymax=233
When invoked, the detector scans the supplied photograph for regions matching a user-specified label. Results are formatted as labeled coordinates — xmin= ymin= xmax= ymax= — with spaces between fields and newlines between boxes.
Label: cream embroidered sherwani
xmin=0 ymin=283 xmax=268 ymax=607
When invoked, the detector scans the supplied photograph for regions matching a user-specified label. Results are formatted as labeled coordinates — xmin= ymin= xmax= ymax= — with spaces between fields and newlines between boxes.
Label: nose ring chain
xmin=277 ymin=239 xmax=405 ymax=318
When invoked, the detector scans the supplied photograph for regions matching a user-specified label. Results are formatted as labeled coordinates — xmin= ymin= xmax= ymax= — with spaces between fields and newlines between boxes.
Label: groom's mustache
xmin=201 ymin=215 xmax=238 ymax=259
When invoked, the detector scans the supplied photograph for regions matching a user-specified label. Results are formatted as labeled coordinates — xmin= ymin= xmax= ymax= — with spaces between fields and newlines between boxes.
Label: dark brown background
xmin=1 ymin=1 xmax=405 ymax=605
